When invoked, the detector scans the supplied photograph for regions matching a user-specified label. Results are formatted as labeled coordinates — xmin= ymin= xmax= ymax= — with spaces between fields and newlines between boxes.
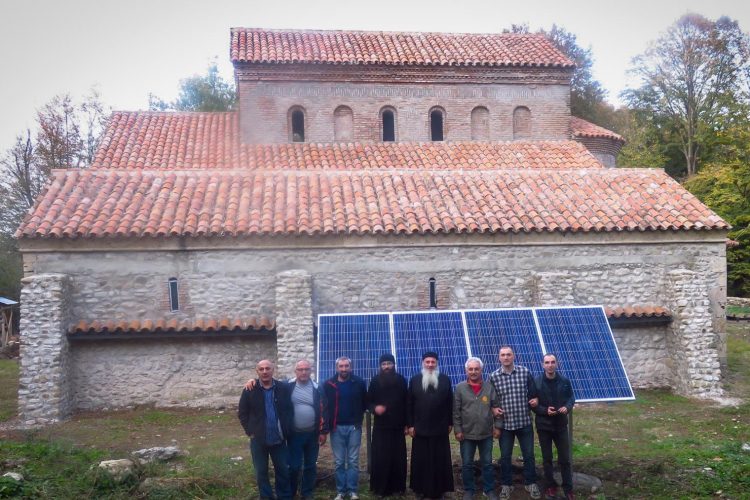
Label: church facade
xmin=15 ymin=28 xmax=727 ymax=426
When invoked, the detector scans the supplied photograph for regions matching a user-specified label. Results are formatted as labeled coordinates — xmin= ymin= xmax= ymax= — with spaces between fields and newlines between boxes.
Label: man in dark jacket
xmin=323 ymin=356 xmax=367 ymax=500
xmin=238 ymin=359 xmax=293 ymax=500
xmin=407 ymin=351 xmax=454 ymax=499
xmin=533 ymin=354 xmax=576 ymax=500
xmin=367 ymin=353 xmax=408 ymax=497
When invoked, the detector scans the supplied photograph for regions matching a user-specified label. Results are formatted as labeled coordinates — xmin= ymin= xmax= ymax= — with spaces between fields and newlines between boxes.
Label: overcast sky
xmin=1 ymin=0 xmax=749 ymax=153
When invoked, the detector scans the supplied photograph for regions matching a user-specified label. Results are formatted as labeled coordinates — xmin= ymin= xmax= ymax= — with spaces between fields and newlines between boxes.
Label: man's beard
xmin=421 ymin=368 xmax=440 ymax=392
xmin=378 ymin=369 xmax=399 ymax=390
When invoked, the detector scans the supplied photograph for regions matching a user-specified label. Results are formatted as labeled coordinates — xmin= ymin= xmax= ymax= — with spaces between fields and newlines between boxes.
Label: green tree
xmin=149 ymin=61 xmax=236 ymax=112
xmin=623 ymin=14 xmax=750 ymax=177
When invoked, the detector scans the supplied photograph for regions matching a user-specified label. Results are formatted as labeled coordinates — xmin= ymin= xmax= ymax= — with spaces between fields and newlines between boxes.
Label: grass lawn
xmin=0 ymin=325 xmax=748 ymax=499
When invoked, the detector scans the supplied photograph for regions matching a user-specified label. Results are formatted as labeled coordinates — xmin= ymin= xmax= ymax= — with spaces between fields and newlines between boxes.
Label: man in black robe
xmin=407 ymin=351 xmax=455 ymax=499
xmin=367 ymin=353 xmax=408 ymax=497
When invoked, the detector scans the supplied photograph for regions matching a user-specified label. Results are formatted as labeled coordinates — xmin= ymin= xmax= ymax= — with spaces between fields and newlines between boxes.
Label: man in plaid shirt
xmin=490 ymin=346 xmax=541 ymax=500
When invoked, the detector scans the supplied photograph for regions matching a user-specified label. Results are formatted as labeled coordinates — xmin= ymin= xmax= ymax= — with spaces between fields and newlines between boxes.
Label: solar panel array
xmin=317 ymin=306 xmax=634 ymax=403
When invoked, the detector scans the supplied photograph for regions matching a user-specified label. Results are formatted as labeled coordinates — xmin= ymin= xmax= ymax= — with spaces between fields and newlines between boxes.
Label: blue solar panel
xmin=317 ymin=313 xmax=392 ymax=383
xmin=392 ymin=311 xmax=469 ymax=386
xmin=535 ymin=307 xmax=634 ymax=402
xmin=464 ymin=309 xmax=544 ymax=378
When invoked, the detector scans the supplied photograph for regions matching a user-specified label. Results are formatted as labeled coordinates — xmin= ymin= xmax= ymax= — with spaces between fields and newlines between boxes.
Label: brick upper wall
xmin=238 ymin=79 xmax=571 ymax=144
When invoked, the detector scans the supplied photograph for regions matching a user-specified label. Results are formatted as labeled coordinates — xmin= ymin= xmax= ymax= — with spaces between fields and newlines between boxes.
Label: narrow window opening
xmin=168 ymin=278 xmax=179 ymax=311
xmin=430 ymin=110 xmax=444 ymax=141
xmin=429 ymin=277 xmax=438 ymax=309
xmin=382 ymin=110 xmax=395 ymax=141
xmin=291 ymin=109 xmax=305 ymax=142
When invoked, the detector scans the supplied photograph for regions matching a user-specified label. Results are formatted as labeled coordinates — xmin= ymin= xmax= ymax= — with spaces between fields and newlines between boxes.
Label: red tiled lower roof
xmin=16 ymin=167 xmax=727 ymax=240
xmin=230 ymin=28 xmax=574 ymax=68
xmin=570 ymin=116 xmax=624 ymax=142
xmin=69 ymin=317 xmax=275 ymax=335
xmin=605 ymin=306 xmax=671 ymax=319
xmin=93 ymin=112 xmax=603 ymax=170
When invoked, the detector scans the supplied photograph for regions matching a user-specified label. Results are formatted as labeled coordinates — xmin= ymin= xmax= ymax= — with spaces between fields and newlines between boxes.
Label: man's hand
xmin=244 ymin=378 xmax=256 ymax=391
xmin=408 ymin=427 xmax=415 ymax=437
xmin=374 ymin=405 xmax=387 ymax=416
xmin=319 ymin=434 xmax=327 ymax=445
xmin=493 ymin=428 xmax=501 ymax=439
xmin=492 ymin=407 xmax=503 ymax=417
xmin=455 ymin=431 xmax=464 ymax=442
xmin=529 ymin=397 xmax=539 ymax=408
xmin=546 ymin=406 xmax=557 ymax=416
xmin=557 ymin=406 xmax=568 ymax=415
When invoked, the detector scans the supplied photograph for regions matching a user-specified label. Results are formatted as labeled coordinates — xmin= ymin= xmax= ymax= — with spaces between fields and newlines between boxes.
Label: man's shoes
xmin=485 ymin=492 xmax=499 ymax=500
xmin=544 ymin=486 xmax=558 ymax=499
xmin=499 ymin=485 xmax=513 ymax=499
xmin=463 ymin=492 xmax=474 ymax=500
xmin=525 ymin=483 xmax=542 ymax=499
xmin=350 ymin=494 xmax=360 ymax=500
xmin=333 ymin=495 xmax=344 ymax=500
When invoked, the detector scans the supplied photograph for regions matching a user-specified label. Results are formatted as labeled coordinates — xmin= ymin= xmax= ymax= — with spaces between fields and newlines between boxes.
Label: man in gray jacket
xmin=454 ymin=357 xmax=502 ymax=500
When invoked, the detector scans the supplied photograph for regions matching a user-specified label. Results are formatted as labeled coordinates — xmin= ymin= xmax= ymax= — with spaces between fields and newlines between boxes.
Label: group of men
xmin=238 ymin=346 xmax=575 ymax=500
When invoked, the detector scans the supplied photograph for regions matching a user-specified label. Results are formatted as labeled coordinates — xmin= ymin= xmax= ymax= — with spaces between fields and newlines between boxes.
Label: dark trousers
xmin=499 ymin=424 xmax=536 ymax=486
xmin=460 ymin=436 xmax=494 ymax=494
xmin=249 ymin=438 xmax=291 ymax=500
xmin=537 ymin=427 xmax=573 ymax=494
xmin=288 ymin=431 xmax=319 ymax=499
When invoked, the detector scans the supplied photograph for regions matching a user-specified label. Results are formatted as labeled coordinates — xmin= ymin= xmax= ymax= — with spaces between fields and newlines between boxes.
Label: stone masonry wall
xmin=239 ymin=80 xmax=571 ymax=144
xmin=71 ymin=336 xmax=276 ymax=410
xmin=24 ymin=236 xmax=726 ymax=404
xmin=18 ymin=274 xmax=73 ymax=426
xmin=611 ymin=327 xmax=672 ymax=389
xmin=274 ymin=270 xmax=315 ymax=380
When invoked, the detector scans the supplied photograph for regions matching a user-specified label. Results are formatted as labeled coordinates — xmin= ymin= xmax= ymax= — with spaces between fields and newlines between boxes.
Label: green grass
xmin=726 ymin=304 xmax=750 ymax=316
xmin=0 ymin=326 xmax=749 ymax=499
xmin=0 ymin=359 xmax=18 ymax=421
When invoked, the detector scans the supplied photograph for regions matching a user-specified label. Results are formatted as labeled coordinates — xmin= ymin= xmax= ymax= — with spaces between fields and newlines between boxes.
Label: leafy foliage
xmin=623 ymin=14 xmax=750 ymax=177
xmin=149 ymin=60 xmax=236 ymax=112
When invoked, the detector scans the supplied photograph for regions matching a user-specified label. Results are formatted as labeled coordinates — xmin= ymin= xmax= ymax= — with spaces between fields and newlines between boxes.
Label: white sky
xmin=1 ymin=0 xmax=749 ymax=153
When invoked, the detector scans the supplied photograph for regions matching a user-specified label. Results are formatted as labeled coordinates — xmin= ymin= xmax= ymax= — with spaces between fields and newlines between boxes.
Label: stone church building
xmin=16 ymin=28 xmax=728 ymax=426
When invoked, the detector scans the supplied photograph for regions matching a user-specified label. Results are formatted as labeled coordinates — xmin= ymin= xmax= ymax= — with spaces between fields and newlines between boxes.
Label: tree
xmin=505 ymin=23 xmax=609 ymax=125
xmin=149 ymin=60 xmax=236 ymax=112
xmin=0 ymin=91 xmax=109 ymax=300
xmin=623 ymin=14 xmax=750 ymax=177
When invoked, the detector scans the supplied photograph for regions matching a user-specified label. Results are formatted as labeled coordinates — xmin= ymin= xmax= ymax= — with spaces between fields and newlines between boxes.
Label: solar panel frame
xmin=317 ymin=312 xmax=393 ymax=383
xmin=316 ymin=305 xmax=636 ymax=403
xmin=534 ymin=306 xmax=635 ymax=403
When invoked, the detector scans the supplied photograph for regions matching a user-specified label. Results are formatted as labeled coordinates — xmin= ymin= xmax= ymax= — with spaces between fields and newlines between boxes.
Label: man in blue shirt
xmin=324 ymin=356 xmax=367 ymax=500
xmin=238 ymin=359 xmax=293 ymax=500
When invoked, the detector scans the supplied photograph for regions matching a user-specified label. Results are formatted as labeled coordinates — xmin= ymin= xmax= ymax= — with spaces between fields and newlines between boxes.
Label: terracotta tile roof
xmin=570 ymin=116 xmax=624 ymax=142
xmin=16 ymin=167 xmax=728 ymax=240
xmin=230 ymin=28 xmax=574 ymax=68
xmin=69 ymin=316 xmax=275 ymax=335
xmin=93 ymin=112 xmax=602 ymax=170
xmin=605 ymin=306 xmax=671 ymax=319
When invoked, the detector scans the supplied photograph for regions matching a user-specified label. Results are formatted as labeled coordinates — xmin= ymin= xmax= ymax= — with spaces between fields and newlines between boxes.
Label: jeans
xmin=288 ymin=431 xmax=320 ymax=498
xmin=249 ymin=438 xmax=291 ymax=500
xmin=330 ymin=424 xmax=362 ymax=495
xmin=500 ymin=424 xmax=536 ymax=486
xmin=538 ymin=427 xmax=573 ymax=494
xmin=460 ymin=436 xmax=495 ymax=494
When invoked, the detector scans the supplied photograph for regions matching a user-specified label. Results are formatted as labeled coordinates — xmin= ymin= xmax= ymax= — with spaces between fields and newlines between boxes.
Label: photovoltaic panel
xmin=535 ymin=307 xmax=635 ymax=402
xmin=392 ymin=311 xmax=469 ymax=386
xmin=317 ymin=313 xmax=392 ymax=383
xmin=464 ymin=309 xmax=544 ymax=378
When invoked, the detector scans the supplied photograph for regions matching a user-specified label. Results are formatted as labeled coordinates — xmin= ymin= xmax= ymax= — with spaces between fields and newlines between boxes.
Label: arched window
xmin=471 ymin=106 xmax=490 ymax=140
xmin=289 ymin=107 xmax=306 ymax=142
xmin=429 ymin=107 xmax=445 ymax=141
xmin=513 ymin=106 xmax=531 ymax=140
xmin=334 ymin=106 xmax=354 ymax=142
xmin=380 ymin=107 xmax=396 ymax=142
